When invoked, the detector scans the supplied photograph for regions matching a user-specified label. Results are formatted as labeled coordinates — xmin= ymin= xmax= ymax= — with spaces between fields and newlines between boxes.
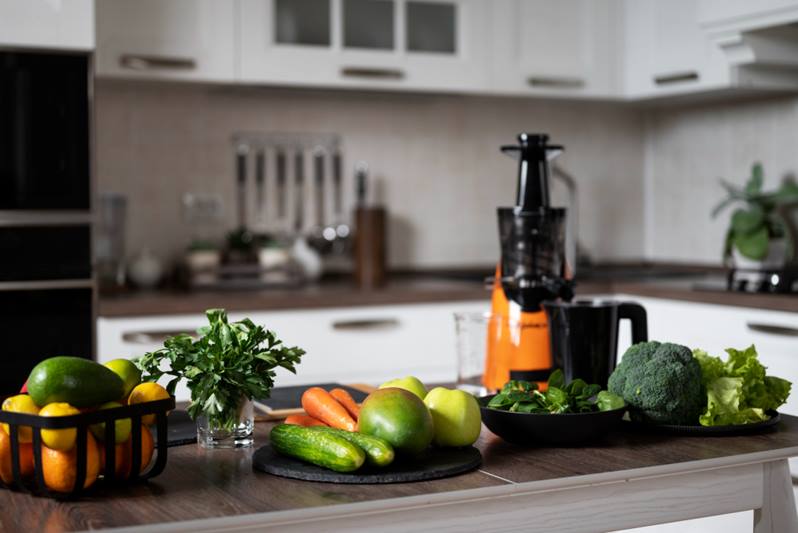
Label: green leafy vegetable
xmin=597 ymin=390 xmax=626 ymax=411
xmin=136 ymin=308 xmax=304 ymax=431
xmin=486 ymin=370 xmax=624 ymax=414
xmin=608 ymin=341 xmax=704 ymax=425
xmin=694 ymin=345 xmax=791 ymax=426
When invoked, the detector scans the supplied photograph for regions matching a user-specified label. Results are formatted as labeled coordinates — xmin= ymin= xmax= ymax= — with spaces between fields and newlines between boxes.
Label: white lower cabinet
xmin=613 ymin=294 xmax=798 ymax=533
xmin=97 ymin=300 xmax=487 ymax=401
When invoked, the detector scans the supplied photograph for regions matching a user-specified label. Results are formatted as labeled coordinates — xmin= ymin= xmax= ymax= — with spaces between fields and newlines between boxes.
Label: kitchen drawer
xmin=98 ymin=300 xmax=488 ymax=401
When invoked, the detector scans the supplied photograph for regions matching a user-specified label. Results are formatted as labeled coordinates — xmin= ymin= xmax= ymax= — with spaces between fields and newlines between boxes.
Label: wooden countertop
xmin=4 ymin=416 xmax=798 ymax=531
xmin=98 ymin=279 xmax=491 ymax=317
xmin=98 ymin=276 xmax=798 ymax=318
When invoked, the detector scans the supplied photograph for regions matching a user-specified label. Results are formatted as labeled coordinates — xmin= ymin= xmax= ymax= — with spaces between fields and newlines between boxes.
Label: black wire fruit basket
xmin=0 ymin=396 xmax=174 ymax=498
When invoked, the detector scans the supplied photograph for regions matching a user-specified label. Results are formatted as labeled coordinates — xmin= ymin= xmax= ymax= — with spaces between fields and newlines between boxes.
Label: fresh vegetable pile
xmin=486 ymin=370 xmax=625 ymax=414
xmin=695 ymin=345 xmax=791 ymax=426
xmin=271 ymin=378 xmax=482 ymax=473
xmin=609 ymin=341 xmax=791 ymax=427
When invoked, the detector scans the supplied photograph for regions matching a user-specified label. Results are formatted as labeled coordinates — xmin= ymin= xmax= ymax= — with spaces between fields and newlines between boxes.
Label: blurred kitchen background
xmin=3 ymin=0 xmax=798 ymax=397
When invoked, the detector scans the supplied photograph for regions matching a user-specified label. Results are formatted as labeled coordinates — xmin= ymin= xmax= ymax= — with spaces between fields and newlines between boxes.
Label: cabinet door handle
xmin=119 ymin=54 xmax=197 ymax=71
xmin=653 ymin=71 xmax=699 ymax=85
xmin=526 ymin=76 xmax=584 ymax=89
xmin=332 ymin=318 xmax=400 ymax=330
xmin=340 ymin=67 xmax=404 ymax=80
xmin=747 ymin=322 xmax=798 ymax=337
xmin=122 ymin=330 xmax=196 ymax=344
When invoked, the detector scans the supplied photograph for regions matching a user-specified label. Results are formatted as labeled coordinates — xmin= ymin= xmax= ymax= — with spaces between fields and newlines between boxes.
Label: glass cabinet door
xmin=343 ymin=0 xmax=394 ymax=50
xmin=406 ymin=1 xmax=457 ymax=54
xmin=274 ymin=0 xmax=331 ymax=46
xmin=239 ymin=0 xmax=488 ymax=91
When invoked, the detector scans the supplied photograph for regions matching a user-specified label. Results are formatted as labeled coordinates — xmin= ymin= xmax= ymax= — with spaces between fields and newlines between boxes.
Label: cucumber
xmin=270 ymin=424 xmax=365 ymax=473
xmin=310 ymin=427 xmax=395 ymax=467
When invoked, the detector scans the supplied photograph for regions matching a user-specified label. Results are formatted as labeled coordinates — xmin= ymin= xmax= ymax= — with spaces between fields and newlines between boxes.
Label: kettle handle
xmin=618 ymin=302 xmax=648 ymax=344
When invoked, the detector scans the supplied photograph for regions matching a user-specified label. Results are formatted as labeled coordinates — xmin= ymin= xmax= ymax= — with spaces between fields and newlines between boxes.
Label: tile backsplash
xmin=95 ymin=80 xmax=646 ymax=269
xmin=643 ymin=95 xmax=798 ymax=265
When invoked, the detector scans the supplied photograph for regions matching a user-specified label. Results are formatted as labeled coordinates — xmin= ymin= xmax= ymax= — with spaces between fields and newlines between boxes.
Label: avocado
xmin=27 ymin=356 xmax=125 ymax=408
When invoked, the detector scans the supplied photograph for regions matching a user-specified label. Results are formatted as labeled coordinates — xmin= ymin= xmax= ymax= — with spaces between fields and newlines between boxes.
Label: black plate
xmin=253 ymin=444 xmax=481 ymax=484
xmin=478 ymin=395 xmax=626 ymax=446
xmin=623 ymin=410 xmax=781 ymax=436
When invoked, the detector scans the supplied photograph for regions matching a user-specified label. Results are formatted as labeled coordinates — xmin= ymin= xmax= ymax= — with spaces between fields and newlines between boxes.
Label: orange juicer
xmin=483 ymin=134 xmax=574 ymax=391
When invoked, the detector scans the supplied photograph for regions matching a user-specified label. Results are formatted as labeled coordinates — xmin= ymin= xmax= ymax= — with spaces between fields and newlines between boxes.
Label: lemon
xmin=1 ymin=394 xmax=40 ymax=443
xmin=39 ymin=402 xmax=80 ymax=451
xmin=103 ymin=359 xmax=142 ymax=399
xmin=128 ymin=383 xmax=170 ymax=425
xmin=89 ymin=401 xmax=131 ymax=444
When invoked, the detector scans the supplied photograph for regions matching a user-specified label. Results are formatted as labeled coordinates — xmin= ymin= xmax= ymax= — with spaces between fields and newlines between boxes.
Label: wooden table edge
xmin=90 ymin=445 xmax=798 ymax=533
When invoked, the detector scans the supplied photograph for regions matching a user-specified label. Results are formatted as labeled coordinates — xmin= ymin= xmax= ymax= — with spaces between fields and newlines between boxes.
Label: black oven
xmin=0 ymin=50 xmax=94 ymax=396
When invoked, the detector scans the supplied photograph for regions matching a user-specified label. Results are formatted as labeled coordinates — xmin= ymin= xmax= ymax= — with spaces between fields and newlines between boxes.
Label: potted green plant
xmin=713 ymin=163 xmax=798 ymax=268
xmin=136 ymin=309 xmax=304 ymax=448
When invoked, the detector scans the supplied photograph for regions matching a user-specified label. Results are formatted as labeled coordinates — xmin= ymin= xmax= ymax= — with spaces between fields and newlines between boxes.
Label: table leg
xmin=754 ymin=459 xmax=798 ymax=533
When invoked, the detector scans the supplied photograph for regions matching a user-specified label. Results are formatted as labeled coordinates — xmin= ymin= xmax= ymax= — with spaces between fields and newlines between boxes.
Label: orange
xmin=1 ymin=394 xmax=40 ymax=443
xmin=98 ymin=441 xmax=125 ymax=478
xmin=0 ymin=429 xmax=34 ymax=484
xmin=127 ymin=383 xmax=170 ymax=425
xmin=41 ymin=432 xmax=100 ymax=492
xmin=100 ymin=426 xmax=154 ymax=479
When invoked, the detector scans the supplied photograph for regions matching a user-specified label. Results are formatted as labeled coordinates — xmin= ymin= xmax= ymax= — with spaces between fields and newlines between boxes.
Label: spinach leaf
xmin=487 ymin=370 xmax=625 ymax=415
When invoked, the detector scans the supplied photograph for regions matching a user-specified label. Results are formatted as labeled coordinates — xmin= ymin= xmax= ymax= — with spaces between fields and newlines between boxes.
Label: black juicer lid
xmin=501 ymin=133 xmax=563 ymax=211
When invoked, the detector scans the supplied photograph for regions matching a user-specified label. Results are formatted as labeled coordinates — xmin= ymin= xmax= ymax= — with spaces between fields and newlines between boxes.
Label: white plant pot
xmin=732 ymin=238 xmax=787 ymax=271
xmin=186 ymin=250 xmax=221 ymax=272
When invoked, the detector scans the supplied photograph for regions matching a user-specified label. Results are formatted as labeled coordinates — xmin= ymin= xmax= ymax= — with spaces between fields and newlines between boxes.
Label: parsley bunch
xmin=137 ymin=309 xmax=304 ymax=431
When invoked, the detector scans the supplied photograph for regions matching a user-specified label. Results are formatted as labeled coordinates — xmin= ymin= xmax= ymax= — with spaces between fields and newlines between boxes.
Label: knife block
xmin=353 ymin=206 xmax=386 ymax=289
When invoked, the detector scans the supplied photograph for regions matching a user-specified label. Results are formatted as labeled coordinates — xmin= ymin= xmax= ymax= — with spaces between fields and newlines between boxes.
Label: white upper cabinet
xmin=95 ymin=0 xmax=235 ymax=82
xmin=0 ymin=0 xmax=94 ymax=51
xmin=699 ymin=0 xmax=798 ymax=32
xmin=238 ymin=0 xmax=489 ymax=92
xmin=87 ymin=0 xmax=798 ymax=99
xmin=489 ymin=0 xmax=622 ymax=98
xmin=622 ymin=0 xmax=730 ymax=98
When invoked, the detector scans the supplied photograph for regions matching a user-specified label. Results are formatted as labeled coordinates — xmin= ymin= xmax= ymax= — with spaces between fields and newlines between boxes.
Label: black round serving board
xmin=252 ymin=444 xmax=482 ymax=484
xmin=623 ymin=410 xmax=781 ymax=436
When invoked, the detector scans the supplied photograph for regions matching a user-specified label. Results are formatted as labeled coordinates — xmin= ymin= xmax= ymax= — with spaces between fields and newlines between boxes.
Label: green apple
xmin=379 ymin=376 xmax=427 ymax=400
xmin=423 ymin=387 xmax=482 ymax=447
xmin=104 ymin=358 xmax=142 ymax=399
xmin=89 ymin=401 xmax=132 ymax=444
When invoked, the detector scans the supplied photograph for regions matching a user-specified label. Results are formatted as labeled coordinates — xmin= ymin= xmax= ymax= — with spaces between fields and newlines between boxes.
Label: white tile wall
xmin=643 ymin=95 xmax=798 ymax=265
xmin=95 ymin=81 xmax=646 ymax=269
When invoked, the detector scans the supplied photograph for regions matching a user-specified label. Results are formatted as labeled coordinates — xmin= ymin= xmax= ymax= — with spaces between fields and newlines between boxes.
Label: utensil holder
xmin=0 ymin=396 xmax=174 ymax=499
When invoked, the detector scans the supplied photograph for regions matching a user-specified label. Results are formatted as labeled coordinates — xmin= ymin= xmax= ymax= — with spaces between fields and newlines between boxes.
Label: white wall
xmin=95 ymin=80 xmax=646 ymax=269
xmin=643 ymin=95 xmax=798 ymax=265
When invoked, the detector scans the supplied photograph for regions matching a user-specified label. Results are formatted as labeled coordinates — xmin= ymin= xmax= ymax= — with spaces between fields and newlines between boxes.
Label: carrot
xmin=330 ymin=388 xmax=360 ymax=420
xmin=301 ymin=387 xmax=356 ymax=431
xmin=284 ymin=414 xmax=328 ymax=427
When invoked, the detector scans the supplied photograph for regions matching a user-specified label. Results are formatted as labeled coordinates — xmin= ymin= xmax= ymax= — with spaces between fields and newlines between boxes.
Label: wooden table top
xmin=98 ymin=275 xmax=798 ymax=318
xmin=3 ymin=416 xmax=798 ymax=532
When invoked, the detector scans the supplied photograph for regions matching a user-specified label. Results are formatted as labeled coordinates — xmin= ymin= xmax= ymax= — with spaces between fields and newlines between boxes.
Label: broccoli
xmin=608 ymin=341 xmax=703 ymax=425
